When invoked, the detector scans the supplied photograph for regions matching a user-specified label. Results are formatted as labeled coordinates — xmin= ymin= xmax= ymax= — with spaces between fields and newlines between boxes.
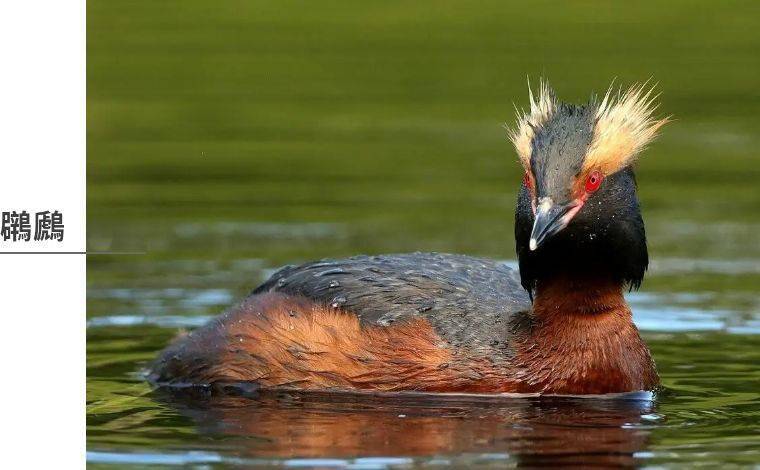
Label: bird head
xmin=508 ymin=80 xmax=668 ymax=295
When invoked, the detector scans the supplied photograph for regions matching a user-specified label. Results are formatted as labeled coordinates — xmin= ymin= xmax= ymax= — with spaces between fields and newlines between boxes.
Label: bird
xmin=148 ymin=81 xmax=668 ymax=395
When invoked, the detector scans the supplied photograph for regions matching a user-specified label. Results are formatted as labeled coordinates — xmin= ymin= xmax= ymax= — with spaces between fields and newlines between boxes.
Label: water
xmin=87 ymin=1 xmax=760 ymax=467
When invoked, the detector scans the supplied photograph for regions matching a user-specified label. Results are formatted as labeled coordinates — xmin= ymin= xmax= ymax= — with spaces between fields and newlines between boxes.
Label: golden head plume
xmin=507 ymin=79 xmax=557 ymax=172
xmin=582 ymin=82 xmax=669 ymax=175
xmin=508 ymin=80 xmax=669 ymax=175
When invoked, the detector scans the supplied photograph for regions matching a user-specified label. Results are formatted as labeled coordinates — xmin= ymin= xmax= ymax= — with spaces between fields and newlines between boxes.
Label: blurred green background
xmin=88 ymin=0 xmax=759 ymax=265
xmin=87 ymin=1 xmax=760 ymax=467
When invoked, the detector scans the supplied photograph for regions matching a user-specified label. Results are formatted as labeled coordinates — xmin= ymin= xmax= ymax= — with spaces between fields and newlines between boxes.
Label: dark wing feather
xmin=251 ymin=253 xmax=532 ymax=358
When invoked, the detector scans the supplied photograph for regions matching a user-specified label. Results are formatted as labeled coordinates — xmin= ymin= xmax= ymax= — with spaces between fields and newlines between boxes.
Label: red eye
xmin=523 ymin=172 xmax=533 ymax=190
xmin=585 ymin=170 xmax=603 ymax=193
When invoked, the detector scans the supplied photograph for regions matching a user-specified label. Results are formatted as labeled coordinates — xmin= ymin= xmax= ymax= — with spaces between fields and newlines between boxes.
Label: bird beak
xmin=529 ymin=197 xmax=578 ymax=251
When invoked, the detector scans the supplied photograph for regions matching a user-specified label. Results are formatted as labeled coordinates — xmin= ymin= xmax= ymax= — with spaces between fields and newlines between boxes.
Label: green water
xmin=87 ymin=1 xmax=760 ymax=467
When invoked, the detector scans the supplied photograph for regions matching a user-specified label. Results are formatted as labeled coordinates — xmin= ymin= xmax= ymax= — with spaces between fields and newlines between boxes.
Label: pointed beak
xmin=529 ymin=197 xmax=578 ymax=251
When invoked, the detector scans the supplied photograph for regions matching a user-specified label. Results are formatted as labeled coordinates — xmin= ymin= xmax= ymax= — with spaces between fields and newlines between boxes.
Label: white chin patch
xmin=529 ymin=238 xmax=538 ymax=251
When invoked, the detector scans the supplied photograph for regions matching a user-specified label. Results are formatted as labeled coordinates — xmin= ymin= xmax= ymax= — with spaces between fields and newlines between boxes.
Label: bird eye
xmin=585 ymin=171 xmax=603 ymax=193
xmin=523 ymin=171 xmax=533 ymax=190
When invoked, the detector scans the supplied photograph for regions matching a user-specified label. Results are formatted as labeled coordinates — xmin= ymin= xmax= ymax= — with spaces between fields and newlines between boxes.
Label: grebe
xmin=149 ymin=81 xmax=668 ymax=395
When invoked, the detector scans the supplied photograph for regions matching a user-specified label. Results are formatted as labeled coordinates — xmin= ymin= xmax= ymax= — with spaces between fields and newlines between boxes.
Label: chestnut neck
xmin=532 ymin=276 xmax=628 ymax=319
xmin=516 ymin=276 xmax=658 ymax=394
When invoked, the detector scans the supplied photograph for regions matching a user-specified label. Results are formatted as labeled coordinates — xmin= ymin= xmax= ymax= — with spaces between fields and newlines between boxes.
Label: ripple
xmin=629 ymin=292 xmax=760 ymax=334
xmin=87 ymin=451 xmax=416 ymax=468
xmin=87 ymin=314 xmax=211 ymax=328
xmin=649 ymin=257 xmax=760 ymax=275
xmin=174 ymin=222 xmax=345 ymax=240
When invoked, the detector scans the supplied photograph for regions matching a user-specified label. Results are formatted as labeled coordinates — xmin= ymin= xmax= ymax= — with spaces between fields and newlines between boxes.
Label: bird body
xmin=149 ymin=81 xmax=666 ymax=395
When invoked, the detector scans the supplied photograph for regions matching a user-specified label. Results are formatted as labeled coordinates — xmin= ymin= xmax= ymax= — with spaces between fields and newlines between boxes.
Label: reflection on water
xmin=144 ymin=389 xmax=655 ymax=468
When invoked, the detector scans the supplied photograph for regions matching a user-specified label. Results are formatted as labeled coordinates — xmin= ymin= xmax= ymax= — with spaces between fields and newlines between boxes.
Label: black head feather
xmin=514 ymin=103 xmax=648 ymax=296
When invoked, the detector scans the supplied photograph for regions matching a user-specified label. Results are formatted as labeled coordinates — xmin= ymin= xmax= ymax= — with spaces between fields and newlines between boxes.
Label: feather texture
xmin=583 ymin=82 xmax=669 ymax=175
xmin=508 ymin=79 xmax=557 ymax=171
xmin=508 ymin=80 xmax=668 ymax=177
